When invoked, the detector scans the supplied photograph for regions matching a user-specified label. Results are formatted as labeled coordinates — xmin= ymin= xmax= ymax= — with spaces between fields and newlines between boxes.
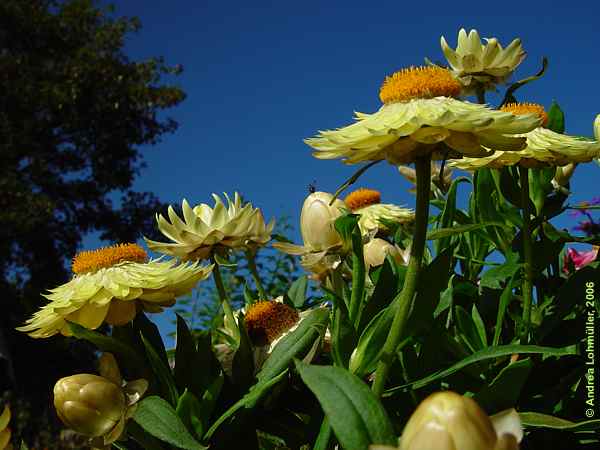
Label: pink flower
xmin=563 ymin=247 xmax=599 ymax=274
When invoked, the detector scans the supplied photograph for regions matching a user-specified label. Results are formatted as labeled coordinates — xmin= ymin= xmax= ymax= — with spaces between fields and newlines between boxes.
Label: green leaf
xmin=471 ymin=304 xmax=488 ymax=348
xmin=313 ymin=417 xmax=333 ymax=450
xmin=520 ymin=412 xmax=600 ymax=431
xmin=204 ymin=370 xmax=289 ymax=440
xmin=141 ymin=333 xmax=179 ymax=407
xmin=428 ymin=222 xmax=505 ymax=241
xmin=529 ymin=166 xmax=556 ymax=215
xmin=480 ymin=251 xmax=521 ymax=289
xmin=498 ymin=166 xmax=523 ymax=208
xmin=257 ymin=307 xmax=329 ymax=384
xmin=176 ymin=389 xmax=205 ymax=439
xmin=67 ymin=321 xmax=146 ymax=372
xmin=406 ymin=247 xmax=454 ymax=335
xmin=197 ymin=373 xmax=224 ymax=433
xmin=435 ymin=176 xmax=471 ymax=252
xmin=232 ymin=313 xmax=255 ymax=391
xmin=243 ymin=283 xmax=255 ymax=306
xmin=455 ymin=305 xmax=485 ymax=352
xmin=334 ymin=214 xmax=360 ymax=247
xmin=474 ymin=358 xmax=533 ymax=412
xmin=287 ymin=275 xmax=308 ymax=308
xmin=331 ymin=292 xmax=357 ymax=368
xmin=296 ymin=361 xmax=396 ymax=449
xmin=359 ymin=255 xmax=400 ymax=332
xmin=135 ymin=314 xmax=169 ymax=368
xmin=539 ymin=265 xmax=600 ymax=339
xmin=174 ymin=319 xmax=220 ymax=401
xmin=493 ymin=279 xmax=515 ymax=346
xmin=133 ymin=396 xmax=208 ymax=450
xmin=386 ymin=344 xmax=577 ymax=393
xmin=350 ymin=305 xmax=396 ymax=377
xmin=546 ymin=101 xmax=565 ymax=134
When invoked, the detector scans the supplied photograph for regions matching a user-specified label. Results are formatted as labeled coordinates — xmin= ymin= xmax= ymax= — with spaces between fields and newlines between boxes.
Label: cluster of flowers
xmin=13 ymin=28 xmax=600 ymax=450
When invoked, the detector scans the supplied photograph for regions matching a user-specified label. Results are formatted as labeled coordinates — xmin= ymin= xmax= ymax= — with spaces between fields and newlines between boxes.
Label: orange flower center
xmin=72 ymin=243 xmax=148 ymax=274
xmin=379 ymin=66 xmax=462 ymax=104
xmin=244 ymin=301 xmax=299 ymax=344
xmin=345 ymin=188 xmax=381 ymax=211
xmin=500 ymin=102 xmax=548 ymax=127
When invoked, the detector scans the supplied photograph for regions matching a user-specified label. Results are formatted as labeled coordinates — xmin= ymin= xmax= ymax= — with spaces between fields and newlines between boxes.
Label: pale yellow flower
xmin=371 ymin=391 xmax=522 ymax=450
xmin=146 ymin=193 xmax=274 ymax=261
xmin=440 ymin=28 xmax=526 ymax=92
xmin=345 ymin=188 xmax=414 ymax=234
xmin=363 ymin=238 xmax=410 ymax=268
xmin=0 ymin=404 xmax=12 ymax=450
xmin=54 ymin=353 xmax=148 ymax=445
xmin=306 ymin=66 xmax=540 ymax=165
xmin=218 ymin=297 xmax=323 ymax=374
xmin=450 ymin=104 xmax=600 ymax=170
xmin=273 ymin=191 xmax=347 ymax=277
xmin=17 ymin=243 xmax=212 ymax=338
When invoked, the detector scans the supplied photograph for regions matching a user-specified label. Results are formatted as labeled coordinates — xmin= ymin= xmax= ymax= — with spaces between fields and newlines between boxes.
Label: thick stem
xmin=246 ymin=249 xmax=267 ymax=301
xmin=475 ymin=85 xmax=486 ymax=104
xmin=371 ymin=155 xmax=431 ymax=397
xmin=519 ymin=166 xmax=534 ymax=343
xmin=211 ymin=255 xmax=239 ymax=342
xmin=349 ymin=231 xmax=366 ymax=326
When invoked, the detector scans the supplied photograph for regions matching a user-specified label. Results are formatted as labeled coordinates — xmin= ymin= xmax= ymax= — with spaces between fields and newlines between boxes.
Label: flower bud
xmin=364 ymin=238 xmax=409 ymax=267
xmin=54 ymin=374 xmax=126 ymax=438
xmin=400 ymin=391 xmax=521 ymax=450
xmin=300 ymin=192 xmax=346 ymax=251
xmin=0 ymin=405 xmax=12 ymax=450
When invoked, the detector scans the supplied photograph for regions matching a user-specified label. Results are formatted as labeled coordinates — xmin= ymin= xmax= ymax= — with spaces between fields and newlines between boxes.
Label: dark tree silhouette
xmin=0 ymin=0 xmax=184 ymax=446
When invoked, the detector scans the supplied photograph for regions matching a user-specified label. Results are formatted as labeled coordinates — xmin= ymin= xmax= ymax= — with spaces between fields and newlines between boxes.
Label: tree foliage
xmin=0 ymin=0 xmax=184 ymax=446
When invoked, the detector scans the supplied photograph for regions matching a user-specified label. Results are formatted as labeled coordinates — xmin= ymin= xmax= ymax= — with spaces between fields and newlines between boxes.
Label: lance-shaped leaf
xmin=296 ymin=361 xmax=396 ymax=449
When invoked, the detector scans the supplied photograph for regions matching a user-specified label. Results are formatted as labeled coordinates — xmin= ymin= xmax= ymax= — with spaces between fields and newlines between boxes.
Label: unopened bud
xmin=54 ymin=374 xmax=126 ymax=438
xmin=364 ymin=238 xmax=409 ymax=267
xmin=300 ymin=192 xmax=346 ymax=251
xmin=399 ymin=391 xmax=521 ymax=450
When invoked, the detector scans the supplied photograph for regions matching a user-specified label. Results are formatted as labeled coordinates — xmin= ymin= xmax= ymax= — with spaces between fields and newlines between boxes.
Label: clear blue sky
xmin=102 ymin=0 xmax=600 ymax=341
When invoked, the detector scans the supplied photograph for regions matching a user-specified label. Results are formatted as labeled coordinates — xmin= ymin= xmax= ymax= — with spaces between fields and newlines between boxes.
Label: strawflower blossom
xmin=146 ymin=193 xmax=274 ymax=261
xmin=17 ymin=243 xmax=212 ymax=338
xmin=306 ymin=66 xmax=540 ymax=165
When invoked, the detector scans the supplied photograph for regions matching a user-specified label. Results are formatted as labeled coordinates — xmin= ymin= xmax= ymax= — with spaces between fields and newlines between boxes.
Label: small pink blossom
xmin=563 ymin=247 xmax=599 ymax=273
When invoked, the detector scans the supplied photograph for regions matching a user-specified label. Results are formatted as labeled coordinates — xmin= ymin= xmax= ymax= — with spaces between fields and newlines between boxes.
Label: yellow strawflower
xmin=440 ymin=28 xmax=526 ymax=92
xmin=345 ymin=188 xmax=414 ymax=234
xmin=449 ymin=104 xmax=600 ymax=170
xmin=306 ymin=66 xmax=540 ymax=165
xmin=146 ymin=193 xmax=274 ymax=261
xmin=17 ymin=243 xmax=212 ymax=338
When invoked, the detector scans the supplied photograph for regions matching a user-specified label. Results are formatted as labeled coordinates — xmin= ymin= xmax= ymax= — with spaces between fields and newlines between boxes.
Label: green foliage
xmin=1 ymin=0 xmax=185 ymax=446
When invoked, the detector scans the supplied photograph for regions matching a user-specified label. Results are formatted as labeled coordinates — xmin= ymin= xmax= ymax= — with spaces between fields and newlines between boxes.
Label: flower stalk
xmin=246 ymin=249 xmax=267 ymax=301
xmin=372 ymin=154 xmax=431 ymax=397
xmin=520 ymin=166 xmax=534 ymax=343
xmin=211 ymin=254 xmax=239 ymax=342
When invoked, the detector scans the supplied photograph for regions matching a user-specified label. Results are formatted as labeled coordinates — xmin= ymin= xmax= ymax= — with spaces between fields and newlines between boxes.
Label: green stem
xmin=349 ymin=230 xmax=366 ymax=326
xmin=371 ymin=155 xmax=431 ymax=397
xmin=475 ymin=85 xmax=486 ymax=104
xmin=246 ymin=249 xmax=267 ymax=301
xmin=519 ymin=166 xmax=534 ymax=344
xmin=211 ymin=255 xmax=239 ymax=342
